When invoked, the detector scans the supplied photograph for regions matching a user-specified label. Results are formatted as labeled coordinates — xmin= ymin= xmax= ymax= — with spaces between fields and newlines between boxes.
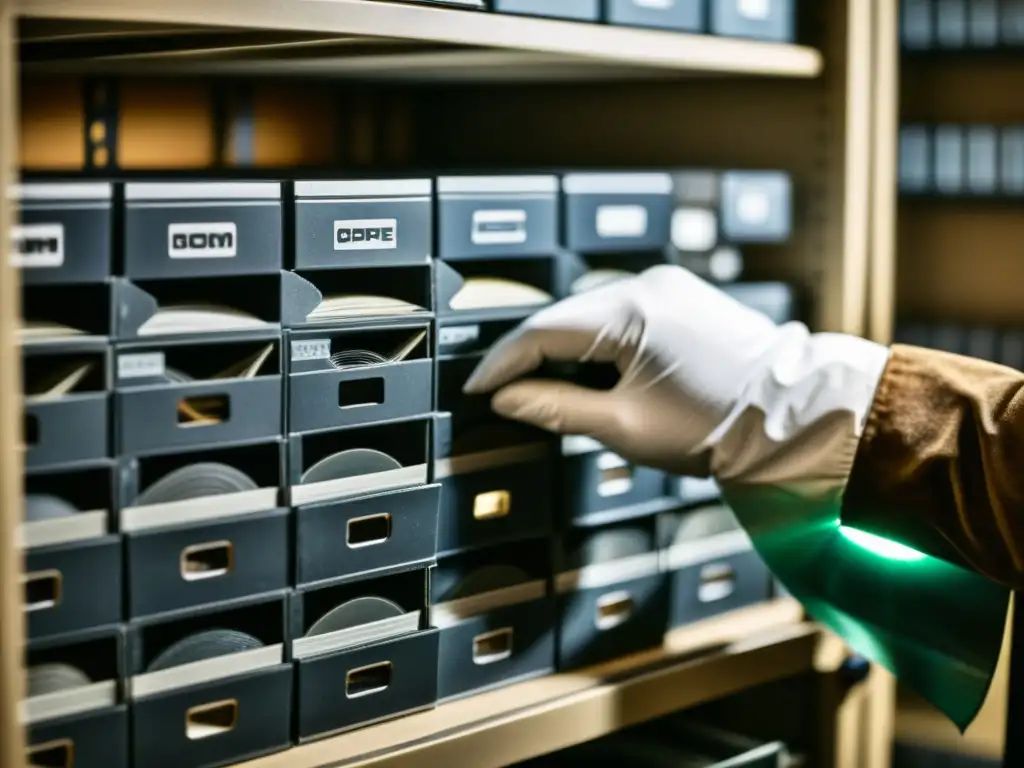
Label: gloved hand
xmin=464 ymin=265 xmax=890 ymax=486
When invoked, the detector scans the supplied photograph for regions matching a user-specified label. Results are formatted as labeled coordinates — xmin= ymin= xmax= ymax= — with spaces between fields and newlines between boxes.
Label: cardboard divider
xmin=282 ymin=265 xmax=433 ymax=329
xmin=113 ymin=276 xmax=282 ymax=340
xmin=435 ymin=257 xmax=557 ymax=321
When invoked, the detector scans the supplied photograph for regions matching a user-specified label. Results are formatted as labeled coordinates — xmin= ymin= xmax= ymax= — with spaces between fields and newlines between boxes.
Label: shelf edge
xmin=17 ymin=0 xmax=823 ymax=77
xmin=235 ymin=599 xmax=819 ymax=768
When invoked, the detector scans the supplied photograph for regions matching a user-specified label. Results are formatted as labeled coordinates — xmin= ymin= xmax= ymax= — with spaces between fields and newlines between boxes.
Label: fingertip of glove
xmin=490 ymin=385 xmax=525 ymax=417
xmin=462 ymin=363 xmax=494 ymax=395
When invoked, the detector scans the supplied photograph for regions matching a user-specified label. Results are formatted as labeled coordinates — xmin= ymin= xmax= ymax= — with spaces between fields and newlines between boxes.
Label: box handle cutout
xmin=473 ymin=627 xmax=514 ymax=666
xmin=698 ymin=563 xmax=737 ymax=603
xmin=596 ymin=204 xmax=648 ymax=239
xmin=185 ymin=699 xmax=238 ymax=740
xmin=23 ymin=413 xmax=39 ymax=447
xmin=26 ymin=738 xmax=73 ymax=768
xmin=339 ymin=377 xmax=385 ymax=410
xmin=346 ymin=661 xmax=392 ymax=698
xmin=177 ymin=394 xmax=230 ymax=427
xmin=180 ymin=540 xmax=234 ymax=581
xmin=347 ymin=513 xmax=392 ymax=548
xmin=597 ymin=452 xmax=633 ymax=497
xmin=473 ymin=490 xmax=511 ymax=521
xmin=23 ymin=569 xmax=62 ymax=612
xmin=595 ymin=590 xmax=633 ymax=631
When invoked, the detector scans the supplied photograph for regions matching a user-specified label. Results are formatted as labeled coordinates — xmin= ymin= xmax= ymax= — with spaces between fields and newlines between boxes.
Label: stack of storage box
xmin=415 ymin=0 xmax=797 ymax=42
xmin=285 ymin=179 xmax=440 ymax=741
xmin=431 ymin=174 xmax=562 ymax=699
xmin=553 ymin=170 xmax=795 ymax=671
xmin=14 ymin=167 xmax=796 ymax=768
xmin=19 ymin=181 xmax=127 ymax=768
xmin=116 ymin=181 xmax=291 ymax=768
xmin=662 ymin=170 xmax=799 ymax=625
xmin=553 ymin=172 xmax=680 ymax=670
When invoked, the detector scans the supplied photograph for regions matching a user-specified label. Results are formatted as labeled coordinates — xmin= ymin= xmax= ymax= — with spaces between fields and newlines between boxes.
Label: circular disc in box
xmin=146 ymin=629 xmax=264 ymax=673
xmin=576 ymin=528 xmax=651 ymax=567
xmin=305 ymin=596 xmax=405 ymax=637
xmin=329 ymin=350 xmax=388 ymax=370
xmin=671 ymin=504 xmax=738 ymax=546
xmin=25 ymin=494 xmax=78 ymax=521
xmin=134 ymin=462 xmax=258 ymax=506
xmin=300 ymin=448 xmax=402 ymax=485
xmin=28 ymin=663 xmax=91 ymax=696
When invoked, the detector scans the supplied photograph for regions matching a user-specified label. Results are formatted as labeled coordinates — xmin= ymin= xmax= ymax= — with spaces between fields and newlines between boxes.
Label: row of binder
xmin=899 ymin=123 xmax=1024 ymax=196
xmin=901 ymin=0 xmax=1024 ymax=50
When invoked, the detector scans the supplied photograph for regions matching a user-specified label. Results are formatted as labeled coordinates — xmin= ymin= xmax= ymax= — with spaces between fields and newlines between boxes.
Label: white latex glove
xmin=464 ymin=265 xmax=891 ymax=488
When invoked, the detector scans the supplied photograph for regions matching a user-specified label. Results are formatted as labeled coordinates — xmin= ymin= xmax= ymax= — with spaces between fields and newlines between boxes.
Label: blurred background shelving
xmin=870 ymin=1 xmax=1024 ymax=765
xmin=3 ymin=1 xmax=898 ymax=767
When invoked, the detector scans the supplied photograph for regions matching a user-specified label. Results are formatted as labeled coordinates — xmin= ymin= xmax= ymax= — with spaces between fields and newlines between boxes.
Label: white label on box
xmin=118 ymin=352 xmax=165 ymax=380
xmin=291 ymin=339 xmax=332 ymax=362
xmin=334 ymin=218 xmax=397 ymax=251
xmin=633 ymin=0 xmax=674 ymax=9
xmin=595 ymin=205 xmax=648 ymax=239
xmin=735 ymin=190 xmax=771 ymax=225
xmin=439 ymin=325 xmax=480 ymax=346
xmin=671 ymin=208 xmax=717 ymax=252
xmin=471 ymin=209 xmax=527 ymax=246
xmin=11 ymin=223 xmax=64 ymax=269
xmin=738 ymin=0 xmax=771 ymax=20
xmin=168 ymin=222 xmax=238 ymax=259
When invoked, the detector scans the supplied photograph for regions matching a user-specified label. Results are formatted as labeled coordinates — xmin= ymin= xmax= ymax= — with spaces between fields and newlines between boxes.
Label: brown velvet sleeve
xmin=842 ymin=344 xmax=1024 ymax=589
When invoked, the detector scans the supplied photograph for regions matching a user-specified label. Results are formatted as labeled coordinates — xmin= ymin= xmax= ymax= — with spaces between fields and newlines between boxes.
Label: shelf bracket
xmin=83 ymin=77 xmax=118 ymax=171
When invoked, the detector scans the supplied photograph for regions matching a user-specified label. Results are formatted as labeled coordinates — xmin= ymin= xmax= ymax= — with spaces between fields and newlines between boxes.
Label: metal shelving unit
xmin=16 ymin=0 xmax=823 ymax=79
xmin=236 ymin=601 xmax=834 ymax=768
xmin=1 ymin=2 xmax=894 ymax=766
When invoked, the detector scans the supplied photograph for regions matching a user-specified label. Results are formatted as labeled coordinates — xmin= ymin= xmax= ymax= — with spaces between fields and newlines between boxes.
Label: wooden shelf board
xmin=15 ymin=0 xmax=823 ymax=81
xmin=901 ymin=57 xmax=1024 ymax=123
xmin=232 ymin=599 xmax=819 ymax=768
xmin=897 ymin=203 xmax=1024 ymax=324
xmin=19 ymin=50 xmax=769 ymax=82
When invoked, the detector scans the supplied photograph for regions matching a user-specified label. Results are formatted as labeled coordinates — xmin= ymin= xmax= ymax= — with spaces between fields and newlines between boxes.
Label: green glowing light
xmin=839 ymin=525 xmax=927 ymax=562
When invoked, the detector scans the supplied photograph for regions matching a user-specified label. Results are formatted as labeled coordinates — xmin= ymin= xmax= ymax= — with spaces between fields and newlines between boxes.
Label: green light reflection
xmin=838 ymin=524 xmax=928 ymax=562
